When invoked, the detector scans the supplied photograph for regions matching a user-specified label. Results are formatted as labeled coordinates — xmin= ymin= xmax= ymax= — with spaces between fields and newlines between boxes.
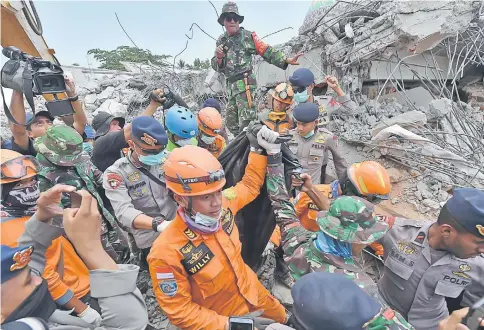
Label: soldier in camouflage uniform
xmin=34 ymin=125 xmax=130 ymax=264
xmin=211 ymin=1 xmax=303 ymax=134
xmin=266 ymin=272 xmax=414 ymax=330
xmin=266 ymin=153 xmax=389 ymax=299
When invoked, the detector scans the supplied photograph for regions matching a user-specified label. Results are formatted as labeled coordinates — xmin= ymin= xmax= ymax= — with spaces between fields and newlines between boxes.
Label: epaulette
xmin=393 ymin=217 xmax=428 ymax=228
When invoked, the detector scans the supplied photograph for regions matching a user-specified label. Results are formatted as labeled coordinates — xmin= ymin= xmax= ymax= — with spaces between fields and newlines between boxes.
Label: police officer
xmin=103 ymin=116 xmax=176 ymax=264
xmin=266 ymin=272 xmax=414 ymax=330
xmin=288 ymin=102 xmax=347 ymax=183
xmin=288 ymin=68 xmax=357 ymax=123
xmin=211 ymin=1 xmax=302 ymax=134
xmin=0 ymin=186 xmax=148 ymax=329
xmin=147 ymin=127 xmax=288 ymax=329
xmin=377 ymin=188 xmax=484 ymax=330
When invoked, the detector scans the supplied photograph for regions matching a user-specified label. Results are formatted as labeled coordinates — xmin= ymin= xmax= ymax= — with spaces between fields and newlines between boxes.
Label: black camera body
xmin=1 ymin=46 xmax=74 ymax=122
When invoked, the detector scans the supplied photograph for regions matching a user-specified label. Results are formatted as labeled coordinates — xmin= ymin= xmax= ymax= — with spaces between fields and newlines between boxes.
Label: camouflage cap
xmin=316 ymin=196 xmax=389 ymax=244
xmin=218 ymin=2 xmax=244 ymax=25
xmin=34 ymin=125 xmax=83 ymax=166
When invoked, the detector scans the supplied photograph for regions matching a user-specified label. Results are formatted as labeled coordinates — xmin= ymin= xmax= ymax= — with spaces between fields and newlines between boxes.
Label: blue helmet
xmin=164 ymin=105 xmax=198 ymax=139
xmin=84 ymin=125 xmax=96 ymax=139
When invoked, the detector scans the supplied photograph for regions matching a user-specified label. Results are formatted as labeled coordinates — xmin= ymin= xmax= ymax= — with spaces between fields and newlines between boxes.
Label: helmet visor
xmin=1 ymin=156 xmax=40 ymax=180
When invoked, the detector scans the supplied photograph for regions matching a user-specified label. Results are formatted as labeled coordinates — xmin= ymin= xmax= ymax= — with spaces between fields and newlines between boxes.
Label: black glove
xmin=246 ymin=121 xmax=263 ymax=151
xmin=242 ymin=311 xmax=275 ymax=330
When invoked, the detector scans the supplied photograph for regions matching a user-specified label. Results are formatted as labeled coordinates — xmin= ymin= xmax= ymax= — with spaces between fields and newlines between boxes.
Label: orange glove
xmin=369 ymin=242 xmax=385 ymax=256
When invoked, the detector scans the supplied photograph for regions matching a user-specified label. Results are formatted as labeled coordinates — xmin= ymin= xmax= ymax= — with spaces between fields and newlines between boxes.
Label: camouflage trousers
xmin=100 ymin=220 xmax=131 ymax=264
xmin=226 ymin=87 xmax=257 ymax=135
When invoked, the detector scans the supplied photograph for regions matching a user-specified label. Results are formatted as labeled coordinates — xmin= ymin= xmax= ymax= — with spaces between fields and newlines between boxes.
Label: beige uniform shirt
xmin=378 ymin=219 xmax=483 ymax=330
xmin=288 ymin=128 xmax=347 ymax=183
xmin=103 ymin=155 xmax=177 ymax=249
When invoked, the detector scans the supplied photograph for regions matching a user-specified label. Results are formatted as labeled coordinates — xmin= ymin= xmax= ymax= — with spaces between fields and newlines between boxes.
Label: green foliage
xmin=177 ymin=59 xmax=186 ymax=69
xmin=87 ymin=46 xmax=171 ymax=70
xmin=190 ymin=58 xmax=210 ymax=70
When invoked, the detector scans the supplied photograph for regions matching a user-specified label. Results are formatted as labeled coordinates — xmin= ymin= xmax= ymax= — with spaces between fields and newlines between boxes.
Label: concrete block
xmin=371 ymin=110 xmax=427 ymax=136
xmin=381 ymin=87 xmax=434 ymax=111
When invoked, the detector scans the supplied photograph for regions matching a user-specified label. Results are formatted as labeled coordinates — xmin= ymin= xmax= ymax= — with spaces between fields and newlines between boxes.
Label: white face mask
xmin=194 ymin=210 xmax=221 ymax=227
xmin=200 ymin=134 xmax=216 ymax=145
xmin=176 ymin=138 xmax=192 ymax=147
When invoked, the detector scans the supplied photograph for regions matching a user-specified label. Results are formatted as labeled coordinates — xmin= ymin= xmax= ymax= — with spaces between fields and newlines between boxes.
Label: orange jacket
xmin=1 ymin=215 xmax=30 ymax=247
xmin=293 ymin=184 xmax=332 ymax=232
xmin=148 ymin=152 xmax=286 ymax=330
xmin=43 ymin=236 xmax=91 ymax=305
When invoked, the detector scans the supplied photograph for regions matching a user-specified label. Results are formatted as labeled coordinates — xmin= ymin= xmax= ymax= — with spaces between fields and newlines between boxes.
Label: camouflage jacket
xmin=266 ymin=158 xmax=378 ymax=295
xmin=36 ymin=152 xmax=117 ymax=233
xmin=211 ymin=28 xmax=288 ymax=95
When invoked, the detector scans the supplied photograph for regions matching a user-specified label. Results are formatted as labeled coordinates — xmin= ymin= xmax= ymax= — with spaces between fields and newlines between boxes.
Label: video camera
xmin=149 ymin=85 xmax=175 ymax=110
xmin=1 ymin=46 xmax=74 ymax=125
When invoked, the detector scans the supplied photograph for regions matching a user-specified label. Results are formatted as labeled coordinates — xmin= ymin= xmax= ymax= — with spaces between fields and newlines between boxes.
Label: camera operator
xmin=7 ymin=75 xmax=87 ymax=157
xmin=92 ymin=88 xmax=185 ymax=172
xmin=0 ymin=185 xmax=148 ymax=329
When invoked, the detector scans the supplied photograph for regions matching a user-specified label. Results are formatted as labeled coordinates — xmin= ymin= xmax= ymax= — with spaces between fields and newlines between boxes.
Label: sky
xmin=33 ymin=0 xmax=312 ymax=68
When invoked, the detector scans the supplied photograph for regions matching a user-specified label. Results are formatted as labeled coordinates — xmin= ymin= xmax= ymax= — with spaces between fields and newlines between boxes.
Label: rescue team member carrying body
xmin=197 ymin=107 xmax=227 ymax=158
xmin=0 ymin=150 xmax=102 ymax=326
xmin=377 ymin=188 xmax=484 ymax=330
xmin=288 ymin=102 xmax=347 ymax=184
xmin=164 ymin=105 xmax=199 ymax=152
xmin=211 ymin=1 xmax=302 ymax=135
xmin=103 ymin=116 xmax=177 ymax=263
xmin=148 ymin=126 xmax=287 ymax=330
xmin=265 ymin=155 xmax=388 ymax=295
xmin=0 ymin=187 xmax=148 ymax=329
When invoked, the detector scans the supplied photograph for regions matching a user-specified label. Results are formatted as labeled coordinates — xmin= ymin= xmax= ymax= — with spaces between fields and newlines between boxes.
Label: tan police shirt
xmin=103 ymin=154 xmax=177 ymax=249
xmin=288 ymin=128 xmax=347 ymax=183
xmin=378 ymin=219 xmax=483 ymax=330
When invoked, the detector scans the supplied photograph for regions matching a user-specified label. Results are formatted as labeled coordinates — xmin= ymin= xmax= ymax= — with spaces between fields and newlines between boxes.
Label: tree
xmin=191 ymin=58 xmax=211 ymax=70
xmin=177 ymin=59 xmax=186 ymax=69
xmin=87 ymin=46 xmax=171 ymax=71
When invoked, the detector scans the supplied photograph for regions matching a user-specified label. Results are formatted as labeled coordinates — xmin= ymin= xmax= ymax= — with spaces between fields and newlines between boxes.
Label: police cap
xmin=289 ymin=68 xmax=315 ymax=88
xmin=131 ymin=116 xmax=168 ymax=148
xmin=202 ymin=98 xmax=222 ymax=113
xmin=292 ymin=102 xmax=319 ymax=123
xmin=446 ymin=188 xmax=484 ymax=238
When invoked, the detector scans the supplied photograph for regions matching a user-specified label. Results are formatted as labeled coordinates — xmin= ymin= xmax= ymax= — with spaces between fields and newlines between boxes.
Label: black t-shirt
xmin=92 ymin=130 xmax=128 ymax=172
xmin=11 ymin=137 xmax=37 ymax=156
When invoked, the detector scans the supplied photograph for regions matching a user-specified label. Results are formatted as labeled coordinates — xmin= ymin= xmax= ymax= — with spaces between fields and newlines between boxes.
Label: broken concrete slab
xmin=386 ymin=167 xmax=406 ymax=183
xmin=381 ymin=87 xmax=434 ymax=111
xmin=97 ymin=86 xmax=115 ymax=102
xmin=422 ymin=198 xmax=440 ymax=210
xmin=83 ymin=94 xmax=97 ymax=105
xmin=371 ymin=111 xmax=427 ymax=136
xmin=427 ymin=98 xmax=453 ymax=122
xmin=93 ymin=99 xmax=127 ymax=118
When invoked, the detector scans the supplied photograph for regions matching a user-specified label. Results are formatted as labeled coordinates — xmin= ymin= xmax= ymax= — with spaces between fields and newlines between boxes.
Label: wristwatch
xmin=152 ymin=216 xmax=165 ymax=232
xmin=68 ymin=95 xmax=79 ymax=102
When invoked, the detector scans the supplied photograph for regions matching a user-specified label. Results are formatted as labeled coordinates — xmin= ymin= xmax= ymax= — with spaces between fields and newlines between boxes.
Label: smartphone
xmin=229 ymin=317 xmax=254 ymax=330
xmin=463 ymin=296 xmax=484 ymax=330
xmin=69 ymin=191 xmax=82 ymax=208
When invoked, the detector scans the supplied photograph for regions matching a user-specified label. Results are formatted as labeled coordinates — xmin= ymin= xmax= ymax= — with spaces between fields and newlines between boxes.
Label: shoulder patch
xmin=221 ymin=209 xmax=234 ymax=235
xmin=106 ymin=173 xmax=123 ymax=190
xmin=315 ymin=134 xmax=327 ymax=144
xmin=183 ymin=227 xmax=198 ymax=240
xmin=223 ymin=187 xmax=237 ymax=201
xmin=159 ymin=279 xmax=177 ymax=297
xmin=252 ymin=32 xmax=269 ymax=56
xmin=181 ymin=242 xmax=214 ymax=275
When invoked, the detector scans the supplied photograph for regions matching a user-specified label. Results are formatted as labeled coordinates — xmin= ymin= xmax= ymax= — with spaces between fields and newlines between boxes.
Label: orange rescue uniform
xmin=148 ymin=152 xmax=286 ymax=330
xmin=43 ymin=236 xmax=91 ymax=305
xmin=1 ymin=215 xmax=30 ymax=247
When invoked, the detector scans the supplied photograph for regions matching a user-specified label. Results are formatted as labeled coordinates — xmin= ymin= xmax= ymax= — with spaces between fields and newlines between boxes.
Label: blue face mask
xmin=138 ymin=150 xmax=165 ymax=166
xmin=314 ymin=232 xmax=352 ymax=258
xmin=302 ymin=130 xmax=315 ymax=139
xmin=82 ymin=142 xmax=93 ymax=153
xmin=294 ymin=89 xmax=309 ymax=103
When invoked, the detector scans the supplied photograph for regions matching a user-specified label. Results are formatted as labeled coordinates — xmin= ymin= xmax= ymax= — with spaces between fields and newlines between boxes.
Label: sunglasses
xmin=294 ymin=86 xmax=307 ymax=94
xmin=0 ymin=156 xmax=40 ymax=180
xmin=133 ymin=142 xmax=164 ymax=155
xmin=224 ymin=13 xmax=240 ymax=23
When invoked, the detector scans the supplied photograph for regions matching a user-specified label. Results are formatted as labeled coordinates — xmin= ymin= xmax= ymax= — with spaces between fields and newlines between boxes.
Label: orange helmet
xmin=164 ymin=145 xmax=226 ymax=196
xmin=198 ymin=107 xmax=223 ymax=136
xmin=270 ymin=83 xmax=294 ymax=105
xmin=1 ymin=149 xmax=39 ymax=185
xmin=347 ymin=161 xmax=391 ymax=201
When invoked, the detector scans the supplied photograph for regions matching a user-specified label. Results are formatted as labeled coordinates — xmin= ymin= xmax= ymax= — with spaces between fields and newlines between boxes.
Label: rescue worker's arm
xmin=222 ymin=151 xmax=267 ymax=215
xmin=65 ymin=76 xmax=87 ymax=136
xmin=148 ymin=257 xmax=229 ymax=329
xmin=141 ymin=89 xmax=165 ymax=117
xmin=325 ymin=135 xmax=347 ymax=182
xmin=42 ymin=238 xmax=89 ymax=314
xmin=102 ymin=169 xmax=152 ymax=230
xmin=8 ymin=91 xmax=30 ymax=151
xmin=250 ymin=32 xmax=288 ymax=70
